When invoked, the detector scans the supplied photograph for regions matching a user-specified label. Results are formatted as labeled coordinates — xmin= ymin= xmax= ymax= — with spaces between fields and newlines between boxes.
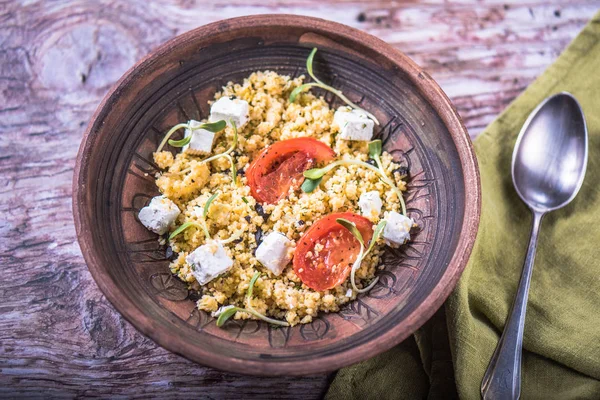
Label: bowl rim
xmin=73 ymin=14 xmax=481 ymax=376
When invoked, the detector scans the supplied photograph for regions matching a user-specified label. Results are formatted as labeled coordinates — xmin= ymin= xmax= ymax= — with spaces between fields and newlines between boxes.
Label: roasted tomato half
xmin=293 ymin=212 xmax=373 ymax=291
xmin=246 ymin=137 xmax=335 ymax=204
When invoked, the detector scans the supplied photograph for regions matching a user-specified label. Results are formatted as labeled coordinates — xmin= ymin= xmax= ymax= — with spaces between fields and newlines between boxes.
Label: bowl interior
xmin=75 ymin=16 xmax=477 ymax=375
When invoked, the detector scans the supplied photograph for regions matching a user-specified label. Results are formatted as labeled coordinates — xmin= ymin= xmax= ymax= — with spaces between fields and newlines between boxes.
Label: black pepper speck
xmin=393 ymin=166 xmax=409 ymax=177
xmin=255 ymin=203 xmax=268 ymax=218
xmin=165 ymin=246 xmax=177 ymax=261
xmin=253 ymin=227 xmax=264 ymax=254
xmin=187 ymin=290 xmax=202 ymax=302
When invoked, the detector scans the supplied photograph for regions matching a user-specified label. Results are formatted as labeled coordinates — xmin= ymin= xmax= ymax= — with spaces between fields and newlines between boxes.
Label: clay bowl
xmin=73 ymin=15 xmax=480 ymax=376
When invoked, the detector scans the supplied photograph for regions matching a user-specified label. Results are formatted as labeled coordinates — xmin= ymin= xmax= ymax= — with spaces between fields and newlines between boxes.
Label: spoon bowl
xmin=512 ymin=92 xmax=588 ymax=212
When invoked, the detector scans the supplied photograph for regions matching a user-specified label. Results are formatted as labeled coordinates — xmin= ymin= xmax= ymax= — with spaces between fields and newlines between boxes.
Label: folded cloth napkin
xmin=327 ymin=12 xmax=600 ymax=400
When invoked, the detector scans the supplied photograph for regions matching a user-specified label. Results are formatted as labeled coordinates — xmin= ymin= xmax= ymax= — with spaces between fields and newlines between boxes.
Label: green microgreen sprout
xmin=219 ymin=230 xmax=244 ymax=245
xmin=157 ymin=120 xmax=227 ymax=152
xmin=203 ymin=192 xmax=220 ymax=218
xmin=300 ymin=176 xmax=323 ymax=193
xmin=289 ymin=48 xmax=379 ymax=125
xmin=368 ymin=140 xmax=383 ymax=169
xmin=216 ymin=271 xmax=290 ymax=327
xmin=170 ymin=191 xmax=245 ymax=244
xmin=303 ymin=147 xmax=407 ymax=215
xmin=165 ymin=120 xmax=239 ymax=184
xmin=367 ymin=139 xmax=406 ymax=215
xmin=168 ymin=135 xmax=192 ymax=148
xmin=336 ymin=218 xmax=386 ymax=293
xmin=168 ymin=221 xmax=207 ymax=241
xmin=366 ymin=220 xmax=387 ymax=257
xmin=169 ymin=192 xmax=220 ymax=241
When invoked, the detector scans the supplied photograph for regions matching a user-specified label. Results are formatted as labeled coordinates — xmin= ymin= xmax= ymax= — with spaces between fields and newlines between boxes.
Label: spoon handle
xmin=481 ymin=211 xmax=544 ymax=400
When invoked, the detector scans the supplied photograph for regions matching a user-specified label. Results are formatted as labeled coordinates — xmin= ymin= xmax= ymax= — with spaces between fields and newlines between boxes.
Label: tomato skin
xmin=246 ymin=138 xmax=335 ymax=204
xmin=293 ymin=212 xmax=373 ymax=291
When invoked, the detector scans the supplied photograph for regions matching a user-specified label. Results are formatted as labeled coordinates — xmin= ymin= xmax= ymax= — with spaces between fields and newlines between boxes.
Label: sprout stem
xmin=306 ymin=159 xmax=407 ymax=215
xmin=157 ymin=123 xmax=189 ymax=152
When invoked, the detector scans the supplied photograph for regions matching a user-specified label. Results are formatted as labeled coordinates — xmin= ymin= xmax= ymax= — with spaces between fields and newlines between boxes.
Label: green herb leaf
xmin=365 ymin=220 xmax=386 ymax=256
xmin=291 ymin=47 xmax=380 ymax=125
xmin=168 ymin=135 xmax=192 ymax=147
xmin=336 ymin=218 xmax=365 ymax=247
xmin=303 ymin=168 xmax=325 ymax=180
xmin=216 ymin=272 xmax=291 ymax=329
xmin=289 ymin=85 xmax=306 ymax=103
xmin=203 ymin=192 xmax=220 ymax=218
xmin=242 ymin=196 xmax=249 ymax=204
xmin=247 ymin=271 xmax=260 ymax=298
xmin=157 ymin=123 xmax=189 ymax=152
xmin=368 ymin=140 xmax=382 ymax=158
xmin=301 ymin=176 xmax=322 ymax=193
xmin=216 ymin=306 xmax=241 ymax=327
xmin=306 ymin=47 xmax=318 ymax=82
xmin=199 ymin=120 xmax=227 ymax=133
xmin=169 ymin=221 xmax=201 ymax=240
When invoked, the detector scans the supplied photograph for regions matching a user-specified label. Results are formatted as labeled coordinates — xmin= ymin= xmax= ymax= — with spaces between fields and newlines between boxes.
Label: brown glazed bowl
xmin=73 ymin=15 xmax=480 ymax=376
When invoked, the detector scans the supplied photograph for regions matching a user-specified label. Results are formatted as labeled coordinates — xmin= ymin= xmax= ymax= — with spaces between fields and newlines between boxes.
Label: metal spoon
xmin=481 ymin=92 xmax=588 ymax=400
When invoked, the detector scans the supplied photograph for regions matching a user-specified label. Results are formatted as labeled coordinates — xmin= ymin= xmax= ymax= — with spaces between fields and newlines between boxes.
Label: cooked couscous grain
xmin=152 ymin=71 xmax=408 ymax=326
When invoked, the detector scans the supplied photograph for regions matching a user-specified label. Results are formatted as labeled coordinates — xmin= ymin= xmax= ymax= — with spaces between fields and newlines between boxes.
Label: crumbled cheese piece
xmin=358 ymin=191 xmax=382 ymax=220
xmin=333 ymin=106 xmax=374 ymax=141
xmin=182 ymin=120 xmax=215 ymax=155
xmin=255 ymin=232 xmax=294 ymax=276
xmin=345 ymin=289 xmax=353 ymax=297
xmin=186 ymin=240 xmax=234 ymax=285
xmin=382 ymin=211 xmax=414 ymax=247
xmin=211 ymin=305 xmax=235 ymax=318
xmin=138 ymin=195 xmax=180 ymax=235
xmin=209 ymin=97 xmax=249 ymax=128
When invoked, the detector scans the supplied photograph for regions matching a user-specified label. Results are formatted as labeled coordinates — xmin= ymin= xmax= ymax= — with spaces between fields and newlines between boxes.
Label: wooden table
xmin=1 ymin=0 xmax=595 ymax=397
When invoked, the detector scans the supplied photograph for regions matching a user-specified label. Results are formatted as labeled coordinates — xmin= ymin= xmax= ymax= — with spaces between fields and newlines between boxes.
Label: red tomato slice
xmin=246 ymin=137 xmax=335 ymax=204
xmin=293 ymin=212 xmax=373 ymax=291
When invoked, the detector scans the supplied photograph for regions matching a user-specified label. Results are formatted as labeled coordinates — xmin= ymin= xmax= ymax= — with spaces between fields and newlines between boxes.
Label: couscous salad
xmin=139 ymin=49 xmax=415 ymax=327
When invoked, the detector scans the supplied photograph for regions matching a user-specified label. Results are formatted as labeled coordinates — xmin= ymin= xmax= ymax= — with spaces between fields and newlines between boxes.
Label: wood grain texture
xmin=0 ymin=0 xmax=594 ymax=397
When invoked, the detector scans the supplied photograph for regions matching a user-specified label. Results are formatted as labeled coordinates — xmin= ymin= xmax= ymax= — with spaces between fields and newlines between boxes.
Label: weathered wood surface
xmin=0 ymin=0 xmax=595 ymax=397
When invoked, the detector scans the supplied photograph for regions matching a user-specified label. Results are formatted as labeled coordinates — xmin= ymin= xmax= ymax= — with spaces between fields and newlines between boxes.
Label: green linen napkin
xmin=328 ymin=12 xmax=600 ymax=400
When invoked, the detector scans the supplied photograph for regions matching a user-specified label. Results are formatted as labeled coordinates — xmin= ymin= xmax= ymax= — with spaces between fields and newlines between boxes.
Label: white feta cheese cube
xmin=209 ymin=97 xmax=249 ymax=129
xmin=333 ymin=107 xmax=374 ymax=141
xmin=182 ymin=120 xmax=215 ymax=155
xmin=255 ymin=232 xmax=294 ymax=276
xmin=138 ymin=195 xmax=180 ymax=235
xmin=358 ymin=191 xmax=383 ymax=220
xmin=186 ymin=240 xmax=234 ymax=285
xmin=382 ymin=211 xmax=414 ymax=247
xmin=345 ymin=288 xmax=353 ymax=297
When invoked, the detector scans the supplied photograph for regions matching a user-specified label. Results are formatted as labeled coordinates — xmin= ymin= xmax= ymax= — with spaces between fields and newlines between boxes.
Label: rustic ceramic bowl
xmin=74 ymin=15 xmax=480 ymax=376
